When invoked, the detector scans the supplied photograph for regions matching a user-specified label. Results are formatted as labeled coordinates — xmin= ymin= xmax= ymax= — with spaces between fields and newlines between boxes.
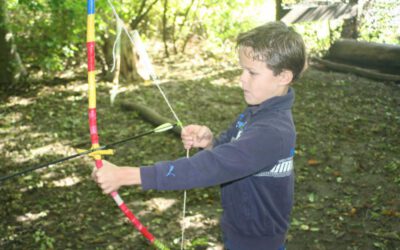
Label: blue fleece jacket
xmin=141 ymin=88 xmax=296 ymax=250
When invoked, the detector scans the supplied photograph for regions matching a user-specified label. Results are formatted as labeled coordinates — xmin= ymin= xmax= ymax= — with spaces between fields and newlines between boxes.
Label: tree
xmin=275 ymin=0 xmax=284 ymax=21
xmin=171 ymin=0 xmax=196 ymax=53
xmin=129 ymin=0 xmax=159 ymax=31
xmin=162 ymin=0 xmax=169 ymax=57
xmin=340 ymin=0 xmax=359 ymax=38
xmin=340 ymin=0 xmax=372 ymax=39
xmin=0 ymin=1 xmax=14 ymax=88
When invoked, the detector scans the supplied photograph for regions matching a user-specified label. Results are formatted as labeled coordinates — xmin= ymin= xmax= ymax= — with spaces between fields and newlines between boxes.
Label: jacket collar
xmin=247 ymin=87 xmax=295 ymax=115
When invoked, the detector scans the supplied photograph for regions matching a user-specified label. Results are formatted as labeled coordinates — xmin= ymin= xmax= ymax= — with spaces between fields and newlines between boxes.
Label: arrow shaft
xmin=0 ymin=123 xmax=175 ymax=184
xmin=0 ymin=149 xmax=92 ymax=183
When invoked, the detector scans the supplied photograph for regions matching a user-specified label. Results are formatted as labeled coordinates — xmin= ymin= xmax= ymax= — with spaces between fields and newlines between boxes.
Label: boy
xmin=92 ymin=21 xmax=306 ymax=250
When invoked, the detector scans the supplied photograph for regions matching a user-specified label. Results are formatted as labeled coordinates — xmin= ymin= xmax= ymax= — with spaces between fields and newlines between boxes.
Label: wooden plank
xmin=281 ymin=3 xmax=356 ymax=23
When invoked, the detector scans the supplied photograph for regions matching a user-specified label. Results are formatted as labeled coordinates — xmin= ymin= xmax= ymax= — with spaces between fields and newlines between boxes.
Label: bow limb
xmin=86 ymin=1 xmax=169 ymax=249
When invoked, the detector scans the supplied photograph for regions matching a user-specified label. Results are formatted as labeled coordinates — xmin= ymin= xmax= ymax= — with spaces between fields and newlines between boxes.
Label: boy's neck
xmin=276 ymin=86 xmax=289 ymax=97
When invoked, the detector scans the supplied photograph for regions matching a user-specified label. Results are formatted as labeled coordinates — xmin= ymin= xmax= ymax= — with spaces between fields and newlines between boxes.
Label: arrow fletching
xmin=154 ymin=123 xmax=175 ymax=133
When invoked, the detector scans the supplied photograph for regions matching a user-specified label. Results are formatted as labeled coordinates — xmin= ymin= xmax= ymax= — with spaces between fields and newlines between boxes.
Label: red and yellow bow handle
xmin=86 ymin=1 xmax=169 ymax=249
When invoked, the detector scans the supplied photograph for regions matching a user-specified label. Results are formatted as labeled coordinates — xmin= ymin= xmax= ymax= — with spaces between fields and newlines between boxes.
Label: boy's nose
xmin=239 ymin=72 xmax=248 ymax=88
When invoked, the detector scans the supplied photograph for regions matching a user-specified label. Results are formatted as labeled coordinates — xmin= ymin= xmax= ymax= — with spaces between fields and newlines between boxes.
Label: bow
xmin=86 ymin=1 xmax=169 ymax=249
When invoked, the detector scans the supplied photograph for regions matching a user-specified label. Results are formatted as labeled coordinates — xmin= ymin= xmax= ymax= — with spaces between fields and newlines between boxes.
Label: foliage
xmin=3 ymin=0 xmax=270 ymax=79
xmin=0 ymin=0 xmax=15 ymax=86
xmin=111 ymin=0 xmax=269 ymax=55
xmin=293 ymin=21 xmax=342 ymax=57
xmin=3 ymin=0 xmax=399 ymax=80
xmin=6 ymin=0 xmax=85 ymax=75
xmin=358 ymin=0 xmax=400 ymax=44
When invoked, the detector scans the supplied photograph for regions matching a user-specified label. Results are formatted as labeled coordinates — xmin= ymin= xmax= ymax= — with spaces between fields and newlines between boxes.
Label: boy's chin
xmin=244 ymin=98 xmax=260 ymax=106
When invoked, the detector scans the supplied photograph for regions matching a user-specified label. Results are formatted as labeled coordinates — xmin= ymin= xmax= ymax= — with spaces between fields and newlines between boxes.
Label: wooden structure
xmin=281 ymin=3 xmax=400 ymax=82
xmin=281 ymin=3 xmax=356 ymax=24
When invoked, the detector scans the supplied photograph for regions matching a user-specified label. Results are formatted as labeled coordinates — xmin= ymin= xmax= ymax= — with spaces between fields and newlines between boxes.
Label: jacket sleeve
xmin=140 ymin=123 xmax=286 ymax=191
xmin=212 ymin=121 xmax=237 ymax=147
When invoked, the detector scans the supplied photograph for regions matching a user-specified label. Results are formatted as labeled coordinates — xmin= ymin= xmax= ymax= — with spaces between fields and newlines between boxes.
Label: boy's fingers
xmin=196 ymin=126 xmax=211 ymax=142
xmin=103 ymin=188 xmax=113 ymax=195
xmin=183 ymin=142 xmax=193 ymax=150
xmin=197 ymin=126 xmax=208 ymax=138
xmin=91 ymin=167 xmax=98 ymax=181
xmin=99 ymin=181 xmax=115 ymax=194
xmin=181 ymin=125 xmax=193 ymax=134
xmin=182 ymin=125 xmax=201 ymax=135
xmin=181 ymin=134 xmax=193 ymax=141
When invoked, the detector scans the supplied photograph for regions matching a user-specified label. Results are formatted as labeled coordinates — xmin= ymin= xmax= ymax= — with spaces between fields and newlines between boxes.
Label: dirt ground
xmin=0 ymin=53 xmax=399 ymax=249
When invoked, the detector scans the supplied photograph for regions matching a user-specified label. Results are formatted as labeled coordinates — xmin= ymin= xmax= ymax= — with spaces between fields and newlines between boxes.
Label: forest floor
xmin=0 ymin=50 xmax=399 ymax=250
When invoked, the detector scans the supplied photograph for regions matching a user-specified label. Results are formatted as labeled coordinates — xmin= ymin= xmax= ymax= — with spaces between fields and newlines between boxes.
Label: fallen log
xmin=325 ymin=39 xmax=400 ymax=75
xmin=313 ymin=58 xmax=400 ymax=82
xmin=121 ymin=101 xmax=181 ymax=136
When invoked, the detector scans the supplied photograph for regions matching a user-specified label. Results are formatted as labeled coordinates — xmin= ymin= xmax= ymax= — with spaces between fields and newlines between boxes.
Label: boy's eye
xmin=249 ymin=71 xmax=257 ymax=76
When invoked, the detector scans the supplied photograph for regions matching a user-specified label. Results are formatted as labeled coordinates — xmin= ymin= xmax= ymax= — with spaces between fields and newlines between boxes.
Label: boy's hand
xmin=92 ymin=160 xmax=141 ymax=194
xmin=181 ymin=125 xmax=213 ymax=150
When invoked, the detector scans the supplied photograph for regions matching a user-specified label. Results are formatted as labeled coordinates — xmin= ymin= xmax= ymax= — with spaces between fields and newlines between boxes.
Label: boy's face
xmin=239 ymin=47 xmax=291 ymax=105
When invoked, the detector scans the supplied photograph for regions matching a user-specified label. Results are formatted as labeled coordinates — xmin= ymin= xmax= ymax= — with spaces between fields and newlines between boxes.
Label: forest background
xmin=0 ymin=0 xmax=399 ymax=249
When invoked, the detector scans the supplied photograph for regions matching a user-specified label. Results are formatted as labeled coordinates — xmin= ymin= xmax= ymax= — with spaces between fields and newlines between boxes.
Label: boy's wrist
xmin=119 ymin=167 xmax=141 ymax=186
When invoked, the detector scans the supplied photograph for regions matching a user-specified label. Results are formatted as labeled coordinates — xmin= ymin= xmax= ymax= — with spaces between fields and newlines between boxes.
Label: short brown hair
xmin=237 ymin=21 xmax=306 ymax=81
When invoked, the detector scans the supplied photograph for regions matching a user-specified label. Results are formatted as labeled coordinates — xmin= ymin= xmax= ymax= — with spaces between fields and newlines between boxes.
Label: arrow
xmin=0 ymin=123 xmax=176 ymax=183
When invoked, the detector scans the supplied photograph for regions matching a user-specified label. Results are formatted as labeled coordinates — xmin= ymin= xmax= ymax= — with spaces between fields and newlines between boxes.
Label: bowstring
xmin=107 ymin=1 xmax=189 ymax=249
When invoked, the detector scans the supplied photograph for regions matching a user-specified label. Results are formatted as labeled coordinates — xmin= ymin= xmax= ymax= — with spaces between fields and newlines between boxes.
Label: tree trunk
xmin=181 ymin=34 xmax=193 ymax=54
xmin=162 ymin=0 xmax=169 ymax=58
xmin=130 ymin=0 xmax=159 ymax=30
xmin=340 ymin=0 xmax=359 ymax=39
xmin=0 ymin=1 xmax=14 ymax=88
xmin=326 ymin=39 xmax=400 ymax=74
xmin=176 ymin=0 xmax=196 ymax=53
xmin=171 ymin=14 xmax=178 ymax=54
xmin=313 ymin=58 xmax=400 ymax=82
xmin=275 ymin=0 xmax=284 ymax=21
xmin=11 ymin=41 xmax=27 ymax=80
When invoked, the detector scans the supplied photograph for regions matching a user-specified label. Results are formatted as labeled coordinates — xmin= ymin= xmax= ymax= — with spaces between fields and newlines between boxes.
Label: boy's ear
xmin=278 ymin=70 xmax=293 ymax=86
